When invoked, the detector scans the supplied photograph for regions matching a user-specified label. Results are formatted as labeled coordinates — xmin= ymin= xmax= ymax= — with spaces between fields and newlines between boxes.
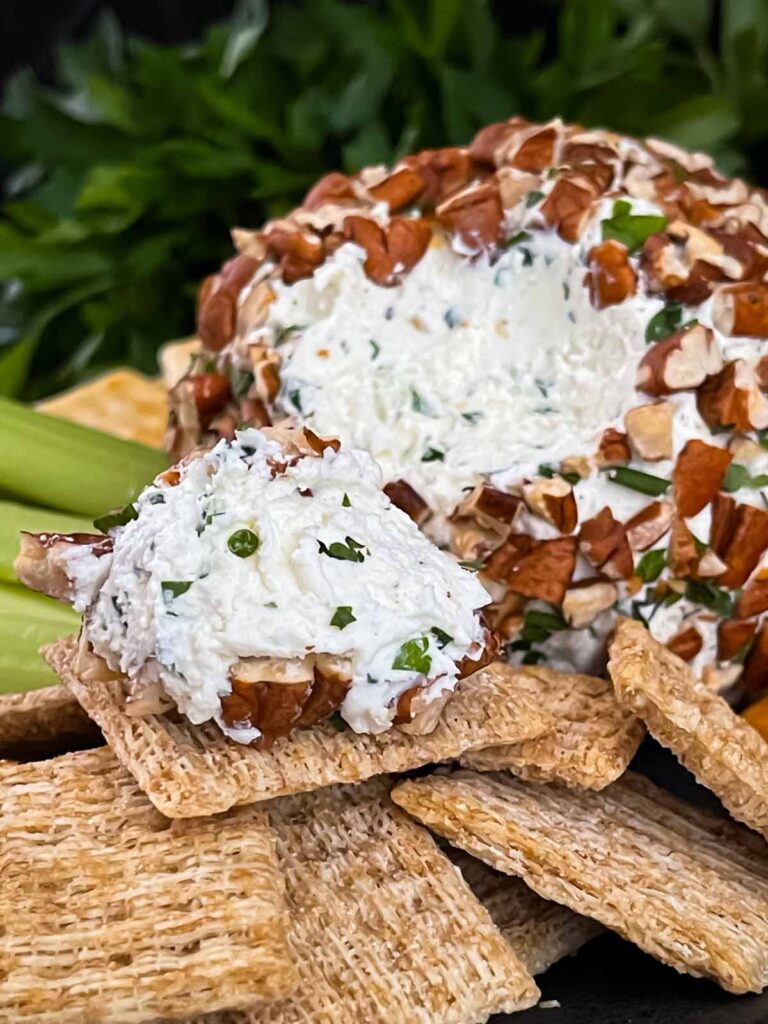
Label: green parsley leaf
xmin=330 ymin=605 xmax=356 ymax=629
xmin=502 ymin=230 xmax=532 ymax=249
xmin=723 ymin=464 xmax=768 ymax=492
xmin=525 ymin=190 xmax=545 ymax=207
xmin=430 ymin=626 xmax=453 ymax=648
xmin=635 ymin=548 xmax=667 ymax=583
xmin=645 ymin=304 xmax=682 ymax=343
xmin=538 ymin=463 xmax=579 ymax=485
xmin=462 ymin=411 xmax=482 ymax=424
xmin=318 ymin=536 xmax=365 ymax=562
xmin=93 ymin=503 xmax=138 ymax=533
xmin=342 ymin=493 xmax=351 ymax=507
xmin=685 ymin=579 xmax=733 ymax=617
xmin=602 ymin=199 xmax=667 ymax=254
xmin=607 ymin=467 xmax=671 ymax=496
xmin=458 ymin=559 xmax=486 ymax=571
xmin=392 ymin=636 xmax=432 ymax=674
xmin=411 ymin=389 xmax=427 ymax=413
xmin=274 ymin=325 xmax=302 ymax=347
xmin=228 ymin=528 xmax=260 ymax=557
xmin=265 ymin=601 xmax=277 ymax=608
xmin=162 ymin=580 xmax=193 ymax=599
xmin=421 ymin=447 xmax=445 ymax=462
xmin=288 ymin=388 xmax=303 ymax=413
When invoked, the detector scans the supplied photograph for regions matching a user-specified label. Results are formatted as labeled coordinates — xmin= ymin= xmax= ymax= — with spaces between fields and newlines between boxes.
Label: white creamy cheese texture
xmin=75 ymin=429 xmax=489 ymax=741
xmin=261 ymin=231 xmax=665 ymax=516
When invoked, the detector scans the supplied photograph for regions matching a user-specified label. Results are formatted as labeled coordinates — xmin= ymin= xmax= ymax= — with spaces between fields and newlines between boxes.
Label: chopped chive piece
xmin=342 ymin=493 xmax=351 ymax=507
xmin=526 ymin=190 xmax=545 ymax=207
xmin=318 ymin=536 xmax=365 ymax=562
xmin=758 ymin=428 xmax=768 ymax=451
xmin=265 ymin=601 xmax=277 ymax=608
xmin=538 ymin=463 xmax=556 ymax=478
xmin=392 ymin=636 xmax=432 ymax=674
xmin=228 ymin=528 xmax=260 ymax=558
xmin=601 ymin=199 xmax=667 ymax=254
xmin=162 ymin=580 xmax=193 ymax=599
xmin=503 ymin=230 xmax=532 ymax=249
xmin=458 ymin=559 xmax=486 ymax=571
xmin=538 ymin=463 xmax=579 ymax=486
xmin=430 ymin=626 xmax=453 ymax=648
xmin=411 ymin=389 xmax=427 ymax=414
xmin=93 ymin=502 xmax=138 ymax=533
xmin=421 ymin=447 xmax=445 ymax=462
xmin=635 ymin=548 xmax=667 ymax=583
xmin=443 ymin=307 xmax=460 ymax=328
xmin=684 ymin=579 xmax=733 ymax=616
xmin=462 ymin=411 xmax=481 ymax=424
xmin=369 ymin=339 xmax=380 ymax=360
xmin=722 ymin=464 xmax=768 ymax=492
xmin=330 ymin=605 xmax=356 ymax=630
xmin=607 ymin=467 xmax=671 ymax=496
xmin=288 ymin=388 xmax=303 ymax=412
xmin=274 ymin=324 xmax=302 ymax=347
xmin=524 ymin=608 xmax=567 ymax=633
xmin=645 ymin=303 xmax=682 ymax=343
xmin=148 ymin=493 xmax=165 ymax=505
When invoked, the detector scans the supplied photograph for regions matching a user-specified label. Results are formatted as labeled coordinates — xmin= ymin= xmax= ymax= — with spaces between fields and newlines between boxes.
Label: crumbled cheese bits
xmin=193 ymin=780 xmax=539 ymax=1024
xmin=450 ymin=849 xmax=603 ymax=977
xmin=0 ymin=685 xmax=100 ymax=760
xmin=461 ymin=663 xmax=644 ymax=790
xmin=609 ymin=616 xmax=768 ymax=839
xmin=0 ymin=747 xmax=296 ymax=1024
xmin=45 ymin=635 xmax=550 ymax=817
xmin=392 ymin=769 xmax=768 ymax=994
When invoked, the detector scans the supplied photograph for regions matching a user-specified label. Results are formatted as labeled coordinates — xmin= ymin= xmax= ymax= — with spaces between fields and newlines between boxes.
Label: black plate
xmin=491 ymin=741 xmax=768 ymax=1024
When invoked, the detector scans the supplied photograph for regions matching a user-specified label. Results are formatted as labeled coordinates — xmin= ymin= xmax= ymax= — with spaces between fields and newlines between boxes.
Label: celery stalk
xmin=0 ymin=499 xmax=92 ymax=584
xmin=0 ymin=583 xmax=79 ymax=692
xmin=0 ymin=396 xmax=168 ymax=516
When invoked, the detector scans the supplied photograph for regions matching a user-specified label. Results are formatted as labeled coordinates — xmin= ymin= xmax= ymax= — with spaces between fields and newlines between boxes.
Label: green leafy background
xmin=1 ymin=0 xmax=767 ymax=398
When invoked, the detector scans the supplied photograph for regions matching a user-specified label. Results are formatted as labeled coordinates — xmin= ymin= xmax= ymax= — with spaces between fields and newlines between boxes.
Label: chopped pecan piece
xmin=303 ymin=171 xmax=357 ymax=210
xmin=451 ymin=518 xmax=502 ymax=564
xmin=710 ymin=493 xmax=768 ymax=588
xmin=718 ymin=619 xmax=757 ymax=662
xmin=666 ymin=625 xmax=703 ymax=662
xmin=367 ymin=166 xmax=425 ymax=210
xmin=540 ymin=176 xmax=594 ymax=242
xmin=383 ymin=480 xmax=431 ymax=526
xmin=508 ymin=123 xmax=560 ymax=173
xmin=673 ymin=439 xmax=732 ymax=517
xmin=468 ymin=117 xmax=530 ymax=166
xmin=15 ymin=532 xmax=113 ymax=603
xmin=624 ymin=402 xmax=673 ymax=461
xmin=521 ymin=476 xmax=577 ymax=534
xmin=625 ymin=501 xmax=674 ymax=552
xmin=637 ymin=323 xmax=722 ymax=396
xmin=435 ymin=181 xmax=504 ymax=249
xmin=404 ymin=148 xmax=474 ymax=206
xmin=295 ymin=655 xmax=353 ymax=728
xmin=562 ymin=579 xmax=618 ymax=629
xmin=455 ymin=483 xmax=522 ymax=531
xmin=711 ymin=282 xmax=768 ymax=337
xmin=667 ymin=517 xmax=699 ymax=577
xmin=197 ymin=254 xmax=259 ymax=352
xmin=736 ymin=578 xmax=768 ymax=618
xmin=456 ymin=621 xmax=500 ymax=680
xmin=697 ymin=360 xmax=768 ymax=432
xmin=394 ymin=686 xmax=451 ymax=735
xmin=505 ymin=536 xmax=578 ymax=605
xmin=191 ymin=372 xmax=232 ymax=420
xmin=586 ymin=240 xmax=637 ymax=308
xmin=596 ymin=427 xmax=631 ymax=467
xmin=264 ymin=222 xmax=325 ymax=284
xmin=249 ymin=343 xmax=281 ymax=404
xmin=343 ymin=215 xmax=432 ymax=285
xmin=578 ymin=507 xmax=633 ymax=579
xmin=742 ymin=624 xmax=768 ymax=694
xmin=483 ymin=533 xmax=538 ymax=582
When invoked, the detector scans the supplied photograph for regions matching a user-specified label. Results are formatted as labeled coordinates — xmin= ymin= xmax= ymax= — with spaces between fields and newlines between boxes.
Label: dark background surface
xmin=4 ymin=4 xmax=768 ymax=1021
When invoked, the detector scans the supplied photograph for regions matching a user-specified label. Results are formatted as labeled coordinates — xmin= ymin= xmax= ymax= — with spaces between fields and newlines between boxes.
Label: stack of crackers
xmin=2 ymin=615 xmax=768 ymax=1022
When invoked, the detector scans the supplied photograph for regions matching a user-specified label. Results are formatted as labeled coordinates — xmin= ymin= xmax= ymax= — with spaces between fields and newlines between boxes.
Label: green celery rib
xmin=0 ymin=499 xmax=93 ymax=584
xmin=0 ymin=583 xmax=80 ymax=692
xmin=0 ymin=396 xmax=168 ymax=516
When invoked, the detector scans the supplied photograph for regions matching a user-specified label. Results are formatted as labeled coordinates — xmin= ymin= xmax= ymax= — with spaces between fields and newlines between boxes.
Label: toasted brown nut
xmin=637 ymin=323 xmax=722 ymax=396
xmin=667 ymin=517 xmax=699 ymax=577
xmin=596 ymin=427 xmax=631 ymax=467
xmin=742 ymin=624 xmax=768 ymax=694
xmin=736 ymin=577 xmax=768 ymax=618
xmin=711 ymin=282 xmax=768 ymax=337
xmin=436 ymin=181 xmax=504 ymax=249
xmin=540 ymin=176 xmax=594 ymax=242
xmin=367 ymin=166 xmax=425 ymax=209
xmin=666 ymin=625 xmax=703 ymax=662
xmin=303 ymin=171 xmax=357 ymax=210
xmin=562 ymin=579 xmax=618 ymax=629
xmin=295 ymin=654 xmax=352 ymax=728
xmin=506 ymin=536 xmax=578 ymax=605
xmin=711 ymin=493 xmax=768 ymax=588
xmin=468 ymin=117 xmax=531 ymax=166
xmin=483 ymin=533 xmax=538 ymax=582
xmin=455 ymin=483 xmax=522 ymax=531
xmin=197 ymin=254 xmax=260 ymax=352
xmin=625 ymin=501 xmax=674 ymax=552
xmin=586 ymin=240 xmax=637 ymax=308
xmin=508 ymin=122 xmax=560 ymax=172
xmin=624 ymin=402 xmax=674 ymax=461
xmin=302 ymin=427 xmax=341 ymax=456
xmin=578 ymin=507 xmax=633 ymax=579
xmin=394 ymin=687 xmax=451 ymax=735
xmin=14 ymin=531 xmax=113 ymax=603
xmin=249 ymin=343 xmax=281 ymax=404
xmin=718 ymin=619 xmax=757 ymax=662
xmin=521 ymin=476 xmax=578 ymax=534
xmin=404 ymin=147 xmax=474 ymax=206
xmin=343 ymin=214 xmax=432 ymax=285
xmin=640 ymin=233 xmax=689 ymax=294
xmin=697 ymin=360 xmax=768 ymax=432
xmin=456 ymin=621 xmax=500 ymax=680
xmin=191 ymin=372 xmax=232 ymax=419
xmin=383 ymin=479 xmax=431 ymax=526
xmin=221 ymin=673 xmax=313 ymax=748
xmin=673 ymin=439 xmax=733 ymax=518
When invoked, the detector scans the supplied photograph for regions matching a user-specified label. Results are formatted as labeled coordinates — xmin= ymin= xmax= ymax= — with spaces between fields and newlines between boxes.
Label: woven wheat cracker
xmin=450 ymin=849 xmax=603 ymax=975
xmin=44 ymin=636 xmax=550 ymax=818
xmin=609 ymin=616 xmax=768 ymax=839
xmin=194 ymin=780 xmax=539 ymax=1024
xmin=461 ymin=664 xmax=644 ymax=789
xmin=0 ymin=686 xmax=100 ymax=758
xmin=0 ymin=746 xmax=296 ymax=1023
xmin=392 ymin=768 xmax=768 ymax=993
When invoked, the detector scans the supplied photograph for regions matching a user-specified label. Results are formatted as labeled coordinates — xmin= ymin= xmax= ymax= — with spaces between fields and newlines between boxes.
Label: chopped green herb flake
xmin=228 ymin=528 xmax=260 ymax=558
xmin=288 ymin=388 xmax=303 ymax=412
xmin=538 ymin=463 xmax=579 ymax=486
xmin=265 ymin=601 xmax=277 ymax=608
xmin=366 ymin=673 xmax=377 ymax=684
xmin=342 ymin=493 xmax=351 ymax=507
xmin=392 ymin=636 xmax=432 ymax=674
xmin=462 ymin=411 xmax=482 ymax=424
xmin=93 ymin=503 xmax=138 ymax=533
xmin=504 ymin=230 xmax=532 ymax=249
xmin=369 ymin=339 xmax=380 ymax=360
xmin=636 ymin=548 xmax=667 ymax=583
xmin=411 ymin=389 xmax=427 ymax=414
xmin=758 ymin=428 xmax=768 ymax=451
xmin=162 ymin=580 xmax=193 ymax=599
xmin=329 ymin=712 xmax=347 ymax=732
xmin=421 ymin=447 xmax=445 ymax=462
xmin=330 ymin=605 xmax=356 ymax=629
xmin=430 ymin=626 xmax=453 ymax=649
xmin=148 ymin=493 xmax=165 ymax=505
xmin=318 ymin=535 xmax=366 ymax=562
xmin=645 ymin=304 xmax=682 ymax=343
xmin=723 ymin=464 xmax=768 ymax=492
xmin=443 ymin=308 xmax=460 ymax=328
xmin=685 ymin=579 xmax=733 ymax=617
xmin=607 ymin=466 xmax=671 ymax=496
xmin=526 ymin=190 xmax=545 ymax=207
xmin=458 ymin=559 xmax=486 ymax=571
xmin=602 ymin=200 xmax=667 ymax=254
xmin=274 ymin=324 xmax=302 ymax=347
